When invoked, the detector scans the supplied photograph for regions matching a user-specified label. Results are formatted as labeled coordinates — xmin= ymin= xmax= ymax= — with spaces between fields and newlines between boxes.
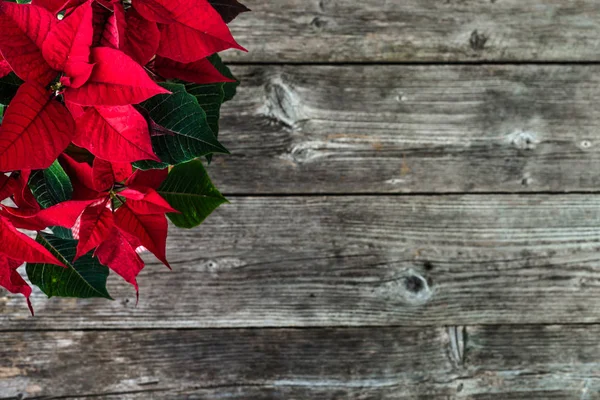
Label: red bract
xmin=0 ymin=54 xmax=11 ymax=78
xmin=153 ymin=57 xmax=235 ymax=85
xmin=0 ymin=254 xmax=34 ymax=314
xmin=0 ymin=213 xmax=66 ymax=314
xmin=0 ymin=2 xmax=56 ymax=84
xmin=132 ymin=0 xmax=245 ymax=62
xmin=0 ymin=83 xmax=75 ymax=171
xmin=122 ymin=8 xmax=160 ymax=65
xmin=64 ymin=46 xmax=170 ymax=106
xmin=0 ymin=0 xmax=246 ymax=313
xmin=95 ymin=227 xmax=145 ymax=296
xmin=92 ymin=1 xmax=126 ymax=49
xmin=0 ymin=214 xmax=65 ymax=267
xmin=2 ymin=199 xmax=94 ymax=230
xmin=42 ymin=0 xmax=94 ymax=88
xmin=75 ymin=198 xmax=114 ymax=259
xmin=73 ymin=105 xmax=157 ymax=163
xmin=92 ymin=158 xmax=132 ymax=191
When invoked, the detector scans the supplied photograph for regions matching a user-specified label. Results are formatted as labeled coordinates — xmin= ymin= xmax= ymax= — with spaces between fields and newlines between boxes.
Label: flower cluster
xmin=0 ymin=0 xmax=248 ymax=313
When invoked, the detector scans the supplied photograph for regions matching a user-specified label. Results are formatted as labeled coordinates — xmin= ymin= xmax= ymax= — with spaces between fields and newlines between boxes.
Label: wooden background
xmin=3 ymin=0 xmax=600 ymax=398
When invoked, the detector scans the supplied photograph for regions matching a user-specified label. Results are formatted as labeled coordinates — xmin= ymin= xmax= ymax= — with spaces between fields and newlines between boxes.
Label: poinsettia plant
xmin=0 ymin=0 xmax=249 ymax=313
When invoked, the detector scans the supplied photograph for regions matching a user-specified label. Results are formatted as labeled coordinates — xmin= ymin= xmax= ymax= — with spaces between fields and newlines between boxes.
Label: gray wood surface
xmin=2 ymin=325 xmax=599 ymax=399
xmin=213 ymin=65 xmax=600 ymax=194
xmin=4 ymin=195 xmax=600 ymax=329
xmin=4 ymin=2 xmax=600 ymax=399
xmin=222 ymin=0 xmax=600 ymax=63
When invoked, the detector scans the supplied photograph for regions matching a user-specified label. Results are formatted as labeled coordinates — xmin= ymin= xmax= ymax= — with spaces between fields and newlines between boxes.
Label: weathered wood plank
xmin=33 ymin=388 xmax=578 ymax=400
xmin=1 ymin=325 xmax=599 ymax=399
xmin=213 ymin=65 xmax=600 ymax=194
xmin=3 ymin=195 xmax=600 ymax=328
xmin=223 ymin=0 xmax=600 ymax=63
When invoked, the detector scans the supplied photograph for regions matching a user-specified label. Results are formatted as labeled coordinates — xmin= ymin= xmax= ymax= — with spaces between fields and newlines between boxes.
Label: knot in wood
xmin=402 ymin=272 xmax=433 ymax=304
xmin=404 ymin=275 xmax=425 ymax=293
xmin=508 ymin=130 xmax=538 ymax=150
xmin=469 ymin=30 xmax=488 ymax=51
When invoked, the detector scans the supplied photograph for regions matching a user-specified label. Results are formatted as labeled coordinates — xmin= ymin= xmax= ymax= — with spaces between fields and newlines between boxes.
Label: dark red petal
xmin=42 ymin=0 xmax=93 ymax=78
xmin=126 ymin=168 xmax=168 ymax=189
xmin=0 ymin=254 xmax=33 ymax=315
xmin=31 ymin=0 xmax=68 ymax=13
xmin=102 ymin=2 xmax=126 ymax=48
xmin=32 ymin=0 xmax=86 ymax=14
xmin=119 ymin=187 xmax=177 ymax=214
xmin=132 ymin=0 xmax=245 ymax=63
xmin=73 ymin=105 xmax=159 ymax=163
xmin=122 ymin=8 xmax=160 ymax=65
xmin=0 ymin=173 xmax=18 ymax=201
xmin=92 ymin=0 xmax=126 ymax=48
xmin=0 ymin=54 xmax=11 ymax=78
xmin=157 ymin=21 xmax=245 ymax=64
xmin=59 ymin=154 xmax=102 ymax=200
xmin=114 ymin=203 xmax=170 ymax=269
xmin=12 ymin=170 xmax=40 ymax=212
xmin=131 ymin=0 xmax=176 ymax=24
xmin=92 ymin=158 xmax=132 ymax=191
xmin=95 ymin=227 xmax=145 ymax=294
xmin=65 ymin=62 xmax=95 ymax=89
xmin=64 ymin=47 xmax=170 ymax=106
xmin=0 ymin=83 xmax=75 ymax=172
xmin=2 ymin=199 xmax=93 ymax=231
xmin=76 ymin=199 xmax=114 ymax=259
xmin=65 ymin=100 xmax=86 ymax=120
xmin=0 ymin=2 xmax=56 ymax=84
xmin=0 ymin=215 xmax=66 ymax=266
xmin=154 ymin=57 xmax=234 ymax=85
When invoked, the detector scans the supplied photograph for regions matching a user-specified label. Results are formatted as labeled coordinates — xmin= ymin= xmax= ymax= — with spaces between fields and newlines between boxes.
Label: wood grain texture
xmin=2 ymin=325 xmax=599 ymax=399
xmin=212 ymin=65 xmax=600 ymax=194
xmin=3 ymin=195 xmax=600 ymax=329
xmin=6 ymin=2 xmax=600 ymax=399
xmin=223 ymin=0 xmax=600 ymax=63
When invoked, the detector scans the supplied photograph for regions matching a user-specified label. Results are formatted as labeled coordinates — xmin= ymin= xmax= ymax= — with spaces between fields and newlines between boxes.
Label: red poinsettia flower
xmin=0 ymin=1 xmax=170 ymax=171
xmin=0 ymin=0 xmax=245 ymax=313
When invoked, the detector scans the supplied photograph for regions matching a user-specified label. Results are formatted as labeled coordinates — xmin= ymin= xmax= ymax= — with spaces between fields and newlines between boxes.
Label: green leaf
xmin=183 ymin=80 xmax=224 ymax=165
xmin=50 ymin=226 xmax=74 ymax=240
xmin=29 ymin=160 xmax=73 ymax=208
xmin=184 ymin=54 xmax=239 ymax=164
xmin=29 ymin=160 xmax=74 ymax=239
xmin=26 ymin=233 xmax=112 ymax=299
xmin=184 ymin=79 xmax=224 ymax=146
xmin=134 ymin=82 xmax=229 ymax=170
xmin=158 ymin=159 xmax=228 ymax=228
xmin=0 ymin=73 xmax=22 ymax=106
xmin=208 ymin=53 xmax=239 ymax=103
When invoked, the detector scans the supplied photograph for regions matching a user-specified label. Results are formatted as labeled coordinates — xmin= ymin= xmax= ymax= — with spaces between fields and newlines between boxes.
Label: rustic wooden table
xmin=3 ymin=1 xmax=600 ymax=398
